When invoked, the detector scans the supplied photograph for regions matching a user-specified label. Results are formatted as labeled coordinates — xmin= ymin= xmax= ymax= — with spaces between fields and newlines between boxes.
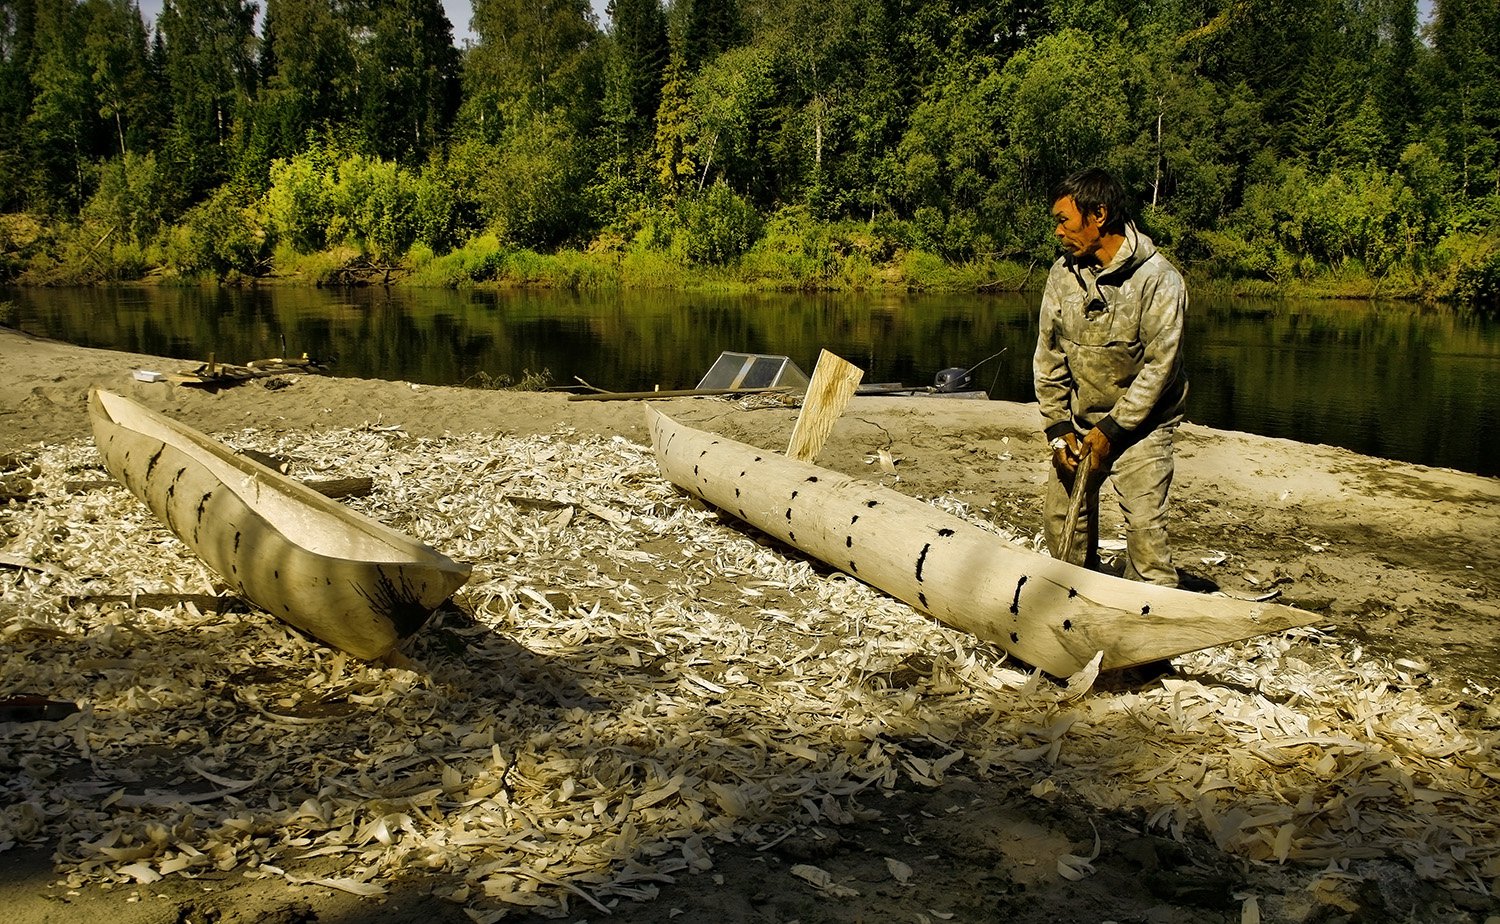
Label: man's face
xmin=1052 ymin=196 xmax=1105 ymax=261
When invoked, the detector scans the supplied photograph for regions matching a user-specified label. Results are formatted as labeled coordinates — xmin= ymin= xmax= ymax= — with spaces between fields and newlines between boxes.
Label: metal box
xmin=695 ymin=352 xmax=810 ymax=391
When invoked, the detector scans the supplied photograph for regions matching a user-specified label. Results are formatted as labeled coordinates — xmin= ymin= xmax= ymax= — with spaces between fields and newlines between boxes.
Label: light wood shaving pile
xmin=1 ymin=424 xmax=1496 ymax=918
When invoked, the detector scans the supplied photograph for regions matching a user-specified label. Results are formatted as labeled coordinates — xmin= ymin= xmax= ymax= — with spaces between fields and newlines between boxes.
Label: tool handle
xmin=1058 ymin=452 xmax=1094 ymax=565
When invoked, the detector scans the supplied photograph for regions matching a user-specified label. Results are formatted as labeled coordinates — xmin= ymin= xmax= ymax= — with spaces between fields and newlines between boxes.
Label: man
xmin=1033 ymin=167 xmax=1187 ymax=586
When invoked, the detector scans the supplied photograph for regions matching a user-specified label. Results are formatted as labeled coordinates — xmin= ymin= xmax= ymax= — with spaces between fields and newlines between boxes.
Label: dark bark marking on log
xmin=162 ymin=467 xmax=187 ymax=533
xmin=916 ymin=543 xmax=931 ymax=582
xmin=1063 ymin=619 xmax=1073 ymax=630
xmin=851 ymin=515 xmax=859 ymax=524
xmin=938 ymin=528 xmax=954 ymax=537
xmin=918 ymin=591 xmax=927 ymax=607
xmin=805 ymin=476 xmax=819 ymax=483
xmin=357 ymin=571 xmax=439 ymax=637
xmin=193 ymin=490 xmax=213 ymax=542
xmin=1011 ymin=631 xmax=1019 ymax=643
xmin=846 ymin=536 xmax=852 ymax=548
xmin=145 ymin=446 xmax=164 ymax=481
xmin=849 ymin=561 xmax=858 ymax=573
xmin=1141 ymin=605 xmax=1151 ymax=615
xmin=1068 ymin=587 xmax=1078 ymax=598
xmin=1010 ymin=575 xmax=1027 ymax=614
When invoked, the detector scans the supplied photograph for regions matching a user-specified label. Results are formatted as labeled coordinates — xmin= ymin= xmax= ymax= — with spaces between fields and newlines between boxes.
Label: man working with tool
xmin=1034 ymin=167 xmax=1188 ymax=586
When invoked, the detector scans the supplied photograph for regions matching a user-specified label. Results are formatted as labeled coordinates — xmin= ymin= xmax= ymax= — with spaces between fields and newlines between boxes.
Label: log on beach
xmin=647 ymin=406 xmax=1321 ymax=677
xmin=88 ymin=388 xmax=471 ymax=660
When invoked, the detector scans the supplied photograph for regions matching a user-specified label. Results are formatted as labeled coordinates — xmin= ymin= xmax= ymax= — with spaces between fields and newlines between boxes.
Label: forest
xmin=0 ymin=0 xmax=1496 ymax=310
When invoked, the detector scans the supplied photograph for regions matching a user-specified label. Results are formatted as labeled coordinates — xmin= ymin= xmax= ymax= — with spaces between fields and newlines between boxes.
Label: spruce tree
xmin=609 ymin=0 xmax=667 ymax=148
xmin=683 ymin=0 xmax=741 ymax=70
xmin=1424 ymin=0 xmax=1500 ymax=199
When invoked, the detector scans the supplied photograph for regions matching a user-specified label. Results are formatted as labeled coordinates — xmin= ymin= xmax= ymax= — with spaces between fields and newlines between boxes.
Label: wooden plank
xmin=305 ymin=476 xmax=374 ymax=499
xmin=785 ymin=350 xmax=864 ymax=463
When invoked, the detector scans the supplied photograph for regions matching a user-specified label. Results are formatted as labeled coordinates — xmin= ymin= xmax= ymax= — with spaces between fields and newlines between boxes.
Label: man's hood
xmin=1065 ymin=223 xmax=1157 ymax=302
xmin=1103 ymin=223 xmax=1157 ymax=282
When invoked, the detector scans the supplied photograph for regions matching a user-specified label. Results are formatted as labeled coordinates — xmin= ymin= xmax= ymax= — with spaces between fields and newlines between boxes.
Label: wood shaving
xmin=1 ymin=425 xmax=1496 ymax=917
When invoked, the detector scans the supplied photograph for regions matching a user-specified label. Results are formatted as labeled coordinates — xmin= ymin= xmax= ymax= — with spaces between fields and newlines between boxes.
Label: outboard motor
xmin=933 ymin=367 xmax=973 ymax=392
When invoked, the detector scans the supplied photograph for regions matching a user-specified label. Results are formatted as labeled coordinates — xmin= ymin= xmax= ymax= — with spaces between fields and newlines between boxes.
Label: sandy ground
xmin=2 ymin=326 xmax=1499 ymax=924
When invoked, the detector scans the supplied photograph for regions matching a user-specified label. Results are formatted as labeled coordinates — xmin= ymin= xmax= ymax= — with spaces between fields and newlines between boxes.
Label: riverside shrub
xmin=679 ymin=180 xmax=760 ymax=265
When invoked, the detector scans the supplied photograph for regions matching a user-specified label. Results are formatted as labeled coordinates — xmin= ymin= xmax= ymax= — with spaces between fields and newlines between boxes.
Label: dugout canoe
xmin=88 ymin=389 xmax=471 ymax=660
xmin=646 ymin=407 xmax=1321 ymax=677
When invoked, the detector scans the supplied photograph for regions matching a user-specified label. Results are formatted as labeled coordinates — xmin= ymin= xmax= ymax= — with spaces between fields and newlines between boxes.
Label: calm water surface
xmin=5 ymin=286 xmax=1498 ymax=477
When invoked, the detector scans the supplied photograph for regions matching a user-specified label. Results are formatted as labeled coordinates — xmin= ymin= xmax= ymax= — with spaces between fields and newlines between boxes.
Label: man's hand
xmin=1051 ymin=432 xmax=1082 ymax=481
xmin=1081 ymin=426 xmax=1112 ymax=474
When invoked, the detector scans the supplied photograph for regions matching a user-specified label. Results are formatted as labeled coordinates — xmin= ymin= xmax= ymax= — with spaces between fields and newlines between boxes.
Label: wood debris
xmin=165 ymin=355 xmax=328 ymax=388
xmin=1 ymin=425 xmax=1496 ymax=918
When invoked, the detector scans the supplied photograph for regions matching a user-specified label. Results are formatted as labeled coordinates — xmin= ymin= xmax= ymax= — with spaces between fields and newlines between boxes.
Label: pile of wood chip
xmin=1 ymin=424 xmax=1496 ymax=920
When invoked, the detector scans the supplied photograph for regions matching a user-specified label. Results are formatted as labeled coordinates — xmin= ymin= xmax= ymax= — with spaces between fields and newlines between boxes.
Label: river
xmin=5 ymin=285 xmax=1497 ymax=477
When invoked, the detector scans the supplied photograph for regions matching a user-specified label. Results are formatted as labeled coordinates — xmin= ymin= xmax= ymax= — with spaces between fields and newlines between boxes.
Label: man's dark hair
xmin=1051 ymin=168 xmax=1131 ymax=234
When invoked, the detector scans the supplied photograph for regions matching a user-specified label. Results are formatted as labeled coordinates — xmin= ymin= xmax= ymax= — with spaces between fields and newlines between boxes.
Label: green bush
xmin=164 ymin=185 xmax=268 ymax=279
xmin=266 ymin=149 xmax=336 ymax=253
xmin=486 ymin=248 xmax=619 ymax=290
xmin=270 ymin=243 xmax=359 ymax=285
xmin=266 ymin=144 xmax=430 ymax=265
xmin=326 ymin=154 xmax=419 ymax=263
xmin=898 ymin=247 xmax=950 ymax=288
xmin=406 ymin=234 xmax=506 ymax=286
xmin=448 ymin=120 xmax=592 ymax=250
xmin=679 ymin=180 xmax=761 ymax=266
xmin=1194 ymin=227 xmax=1294 ymax=284
xmin=740 ymin=206 xmax=835 ymax=285
xmin=81 ymin=153 xmax=170 ymax=246
xmin=1455 ymin=251 xmax=1500 ymax=314
xmin=412 ymin=164 xmax=471 ymax=254
xmin=15 ymin=220 xmax=140 ymax=283
xmin=106 ymin=238 xmax=150 ymax=279
xmin=618 ymin=248 xmax=686 ymax=288
xmin=406 ymin=241 xmax=436 ymax=270
xmin=1437 ymin=229 xmax=1500 ymax=314
xmin=626 ymin=205 xmax=684 ymax=256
